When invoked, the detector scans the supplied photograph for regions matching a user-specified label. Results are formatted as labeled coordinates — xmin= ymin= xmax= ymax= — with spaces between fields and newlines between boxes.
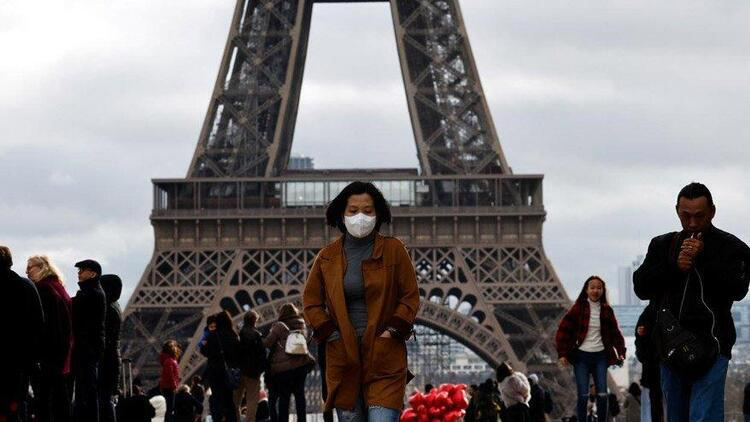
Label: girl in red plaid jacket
xmin=555 ymin=276 xmax=626 ymax=422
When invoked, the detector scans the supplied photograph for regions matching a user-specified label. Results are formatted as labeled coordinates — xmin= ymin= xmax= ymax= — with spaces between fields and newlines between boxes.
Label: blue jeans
xmin=573 ymin=350 xmax=608 ymax=422
xmin=336 ymin=394 xmax=399 ymax=422
xmin=661 ymin=356 xmax=728 ymax=422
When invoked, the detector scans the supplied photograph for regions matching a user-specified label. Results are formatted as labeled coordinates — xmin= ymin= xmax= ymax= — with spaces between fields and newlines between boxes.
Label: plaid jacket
xmin=555 ymin=300 xmax=626 ymax=365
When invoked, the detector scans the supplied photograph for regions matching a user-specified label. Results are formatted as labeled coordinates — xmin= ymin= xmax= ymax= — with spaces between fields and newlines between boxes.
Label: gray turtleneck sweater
xmin=328 ymin=232 xmax=374 ymax=341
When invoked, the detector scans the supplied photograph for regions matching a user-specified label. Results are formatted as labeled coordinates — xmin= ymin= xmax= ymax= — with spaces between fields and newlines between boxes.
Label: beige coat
xmin=303 ymin=233 xmax=420 ymax=411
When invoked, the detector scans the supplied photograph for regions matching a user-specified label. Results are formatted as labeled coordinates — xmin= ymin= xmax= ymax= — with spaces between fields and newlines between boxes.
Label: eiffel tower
xmin=121 ymin=0 xmax=576 ymax=415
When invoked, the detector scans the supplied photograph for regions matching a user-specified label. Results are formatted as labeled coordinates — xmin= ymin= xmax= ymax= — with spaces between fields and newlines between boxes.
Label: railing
xmin=152 ymin=174 xmax=543 ymax=213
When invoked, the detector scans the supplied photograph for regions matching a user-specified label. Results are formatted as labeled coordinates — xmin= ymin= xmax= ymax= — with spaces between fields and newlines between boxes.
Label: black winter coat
xmin=72 ymin=276 xmax=106 ymax=366
xmin=116 ymin=394 xmax=156 ymax=422
xmin=173 ymin=390 xmax=203 ymax=422
xmin=501 ymin=403 xmax=531 ymax=422
xmin=634 ymin=226 xmax=750 ymax=358
xmin=634 ymin=303 xmax=660 ymax=389
xmin=238 ymin=325 xmax=265 ymax=378
xmin=36 ymin=276 xmax=73 ymax=375
xmin=199 ymin=329 xmax=240 ymax=388
xmin=0 ymin=268 xmax=44 ymax=375
xmin=527 ymin=384 xmax=547 ymax=422
xmin=100 ymin=274 xmax=123 ymax=395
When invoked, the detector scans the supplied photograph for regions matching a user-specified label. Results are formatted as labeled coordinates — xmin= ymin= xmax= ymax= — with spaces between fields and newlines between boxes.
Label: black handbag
xmin=217 ymin=335 xmax=242 ymax=389
xmin=653 ymin=301 xmax=717 ymax=381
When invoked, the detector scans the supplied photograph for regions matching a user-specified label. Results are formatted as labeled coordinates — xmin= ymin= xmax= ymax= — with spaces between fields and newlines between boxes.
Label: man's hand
xmin=636 ymin=326 xmax=646 ymax=336
xmin=678 ymin=234 xmax=703 ymax=272
xmin=681 ymin=237 xmax=704 ymax=259
xmin=380 ymin=330 xmax=393 ymax=338
xmin=558 ymin=357 xmax=569 ymax=368
xmin=677 ymin=252 xmax=694 ymax=272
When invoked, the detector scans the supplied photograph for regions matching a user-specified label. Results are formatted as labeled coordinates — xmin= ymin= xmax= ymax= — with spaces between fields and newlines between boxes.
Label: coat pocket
xmin=371 ymin=336 xmax=407 ymax=377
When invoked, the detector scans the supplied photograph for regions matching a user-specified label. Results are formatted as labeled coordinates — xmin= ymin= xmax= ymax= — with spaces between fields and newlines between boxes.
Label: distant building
xmin=732 ymin=302 xmax=750 ymax=344
xmin=288 ymin=154 xmax=314 ymax=170
xmin=617 ymin=255 xmax=644 ymax=305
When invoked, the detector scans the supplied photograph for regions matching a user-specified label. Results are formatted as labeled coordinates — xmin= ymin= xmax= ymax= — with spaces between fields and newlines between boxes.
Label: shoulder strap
xmin=659 ymin=232 xmax=684 ymax=311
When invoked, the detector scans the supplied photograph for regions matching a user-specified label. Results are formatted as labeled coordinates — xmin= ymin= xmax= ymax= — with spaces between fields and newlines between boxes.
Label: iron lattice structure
xmin=122 ymin=0 xmax=577 ymax=416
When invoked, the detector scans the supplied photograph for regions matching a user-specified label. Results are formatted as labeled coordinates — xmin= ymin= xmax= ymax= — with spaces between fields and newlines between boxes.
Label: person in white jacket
xmin=497 ymin=362 xmax=532 ymax=422
xmin=150 ymin=395 xmax=167 ymax=422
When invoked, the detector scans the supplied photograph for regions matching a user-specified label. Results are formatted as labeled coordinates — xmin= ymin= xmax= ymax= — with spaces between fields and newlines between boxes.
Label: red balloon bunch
xmin=401 ymin=384 xmax=469 ymax=422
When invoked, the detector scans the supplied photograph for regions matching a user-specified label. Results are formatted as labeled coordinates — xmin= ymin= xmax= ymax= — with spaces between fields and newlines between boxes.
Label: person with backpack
xmin=263 ymin=303 xmax=314 ymax=422
xmin=235 ymin=310 xmax=266 ymax=422
xmin=302 ymin=182 xmax=420 ymax=422
xmin=555 ymin=276 xmax=626 ymax=422
xmin=634 ymin=183 xmax=750 ymax=421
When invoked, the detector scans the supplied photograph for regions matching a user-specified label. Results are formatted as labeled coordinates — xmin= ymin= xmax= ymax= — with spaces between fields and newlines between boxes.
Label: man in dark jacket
xmin=99 ymin=274 xmax=123 ymax=422
xmin=72 ymin=259 xmax=107 ymax=422
xmin=634 ymin=182 xmax=750 ymax=422
xmin=235 ymin=310 xmax=265 ymax=422
xmin=527 ymin=374 xmax=551 ymax=422
xmin=0 ymin=246 xmax=45 ymax=421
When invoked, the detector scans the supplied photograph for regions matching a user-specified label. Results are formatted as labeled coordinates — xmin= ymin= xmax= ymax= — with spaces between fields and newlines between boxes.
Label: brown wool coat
xmin=302 ymin=233 xmax=420 ymax=412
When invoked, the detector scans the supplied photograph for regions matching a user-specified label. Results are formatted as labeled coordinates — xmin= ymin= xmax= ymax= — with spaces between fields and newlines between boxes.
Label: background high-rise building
xmin=288 ymin=153 xmax=314 ymax=170
xmin=617 ymin=255 xmax=644 ymax=305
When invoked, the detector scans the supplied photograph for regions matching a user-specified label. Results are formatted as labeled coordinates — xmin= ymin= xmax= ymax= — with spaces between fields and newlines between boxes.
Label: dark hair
xmin=495 ymin=362 xmax=513 ymax=383
xmin=677 ymin=182 xmax=714 ymax=208
xmin=206 ymin=314 xmax=217 ymax=326
xmin=628 ymin=382 xmax=641 ymax=398
xmin=325 ymin=181 xmax=392 ymax=234
xmin=0 ymin=246 xmax=12 ymax=268
xmin=278 ymin=303 xmax=300 ymax=321
xmin=215 ymin=310 xmax=236 ymax=335
xmin=576 ymin=275 xmax=609 ymax=305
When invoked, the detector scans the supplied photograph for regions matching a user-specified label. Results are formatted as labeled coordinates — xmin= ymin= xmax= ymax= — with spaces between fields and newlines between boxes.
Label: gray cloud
xmin=1 ymin=0 xmax=749 ymax=306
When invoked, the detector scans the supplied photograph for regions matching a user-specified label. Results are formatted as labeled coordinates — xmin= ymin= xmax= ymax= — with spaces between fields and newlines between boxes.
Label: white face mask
xmin=344 ymin=213 xmax=377 ymax=238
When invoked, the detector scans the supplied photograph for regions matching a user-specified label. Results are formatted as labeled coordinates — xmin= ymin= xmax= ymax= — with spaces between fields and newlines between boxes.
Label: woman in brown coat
xmin=303 ymin=181 xmax=420 ymax=422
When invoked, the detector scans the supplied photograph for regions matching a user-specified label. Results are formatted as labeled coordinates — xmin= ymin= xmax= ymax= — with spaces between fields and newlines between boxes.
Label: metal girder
xmin=122 ymin=242 xmax=576 ymax=415
xmin=187 ymin=0 xmax=510 ymax=177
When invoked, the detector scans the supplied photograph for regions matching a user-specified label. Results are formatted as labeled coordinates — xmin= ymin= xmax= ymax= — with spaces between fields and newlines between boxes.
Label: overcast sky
xmin=2 ymin=1 xmax=749 ymax=306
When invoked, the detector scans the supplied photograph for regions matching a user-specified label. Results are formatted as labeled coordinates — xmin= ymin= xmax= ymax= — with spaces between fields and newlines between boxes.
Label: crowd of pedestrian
xmin=3 ymin=181 xmax=750 ymax=422
xmin=0 ymin=249 xmax=127 ymax=422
